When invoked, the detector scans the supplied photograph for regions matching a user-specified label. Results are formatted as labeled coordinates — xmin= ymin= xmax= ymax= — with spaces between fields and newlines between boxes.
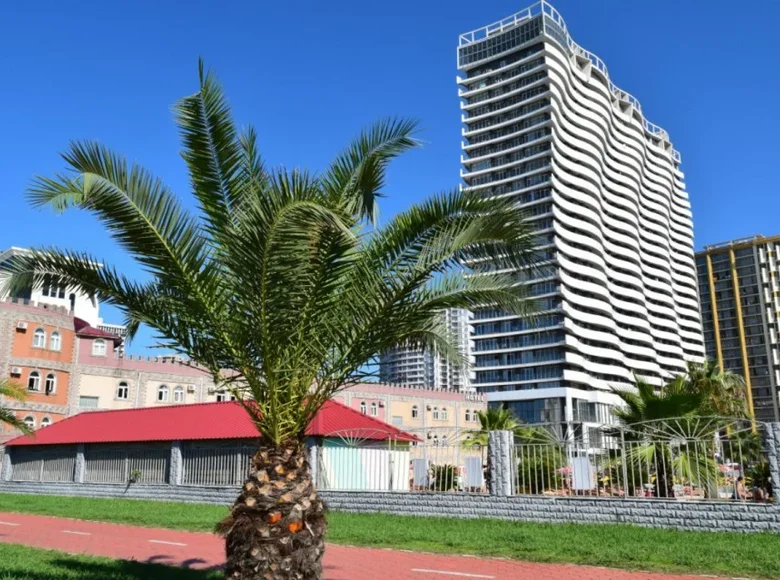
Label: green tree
xmin=464 ymin=407 xmax=562 ymax=494
xmin=0 ymin=380 xmax=31 ymax=435
xmin=462 ymin=407 xmax=521 ymax=448
xmin=6 ymin=63 xmax=538 ymax=579
xmin=682 ymin=360 xmax=748 ymax=418
xmin=611 ymin=379 xmax=719 ymax=498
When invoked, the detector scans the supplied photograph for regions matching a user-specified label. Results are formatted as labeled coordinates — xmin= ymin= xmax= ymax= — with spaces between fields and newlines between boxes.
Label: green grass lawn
xmin=0 ymin=543 xmax=221 ymax=580
xmin=1 ymin=492 xmax=778 ymax=578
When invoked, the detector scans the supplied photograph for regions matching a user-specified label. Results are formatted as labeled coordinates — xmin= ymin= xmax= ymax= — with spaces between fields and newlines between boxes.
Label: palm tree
xmin=611 ymin=379 xmax=719 ymax=498
xmin=682 ymin=360 xmax=748 ymax=418
xmin=463 ymin=407 xmax=521 ymax=448
xmin=0 ymin=380 xmax=32 ymax=435
xmin=6 ymin=62 xmax=539 ymax=579
xmin=464 ymin=407 xmax=562 ymax=494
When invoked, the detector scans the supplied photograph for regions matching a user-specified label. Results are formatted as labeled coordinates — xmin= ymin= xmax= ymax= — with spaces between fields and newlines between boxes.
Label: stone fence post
xmin=170 ymin=441 xmax=183 ymax=486
xmin=74 ymin=444 xmax=86 ymax=484
xmin=768 ymin=422 xmax=780 ymax=507
xmin=0 ymin=446 xmax=11 ymax=482
xmin=488 ymin=430 xmax=514 ymax=496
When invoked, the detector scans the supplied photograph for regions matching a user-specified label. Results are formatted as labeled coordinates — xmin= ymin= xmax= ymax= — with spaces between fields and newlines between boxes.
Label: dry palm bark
xmin=218 ymin=443 xmax=326 ymax=579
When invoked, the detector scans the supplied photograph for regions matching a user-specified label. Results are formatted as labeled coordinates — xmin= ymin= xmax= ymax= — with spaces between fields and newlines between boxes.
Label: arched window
xmin=116 ymin=381 xmax=129 ymax=400
xmin=370 ymin=402 xmax=378 ymax=417
xmin=411 ymin=405 xmax=419 ymax=419
xmin=50 ymin=331 xmax=61 ymax=351
xmin=359 ymin=401 xmax=367 ymax=415
xmin=27 ymin=371 xmax=41 ymax=392
xmin=157 ymin=385 xmax=169 ymax=402
xmin=173 ymin=386 xmax=185 ymax=403
xmin=23 ymin=416 xmax=35 ymax=430
xmin=465 ymin=410 xmax=471 ymax=422
xmin=41 ymin=417 xmax=51 ymax=428
xmin=33 ymin=328 xmax=46 ymax=348
xmin=92 ymin=339 xmax=106 ymax=356
xmin=432 ymin=407 xmax=439 ymax=420
xmin=433 ymin=435 xmax=439 ymax=447
xmin=44 ymin=373 xmax=56 ymax=394
xmin=441 ymin=407 xmax=448 ymax=421
xmin=472 ymin=409 xmax=479 ymax=422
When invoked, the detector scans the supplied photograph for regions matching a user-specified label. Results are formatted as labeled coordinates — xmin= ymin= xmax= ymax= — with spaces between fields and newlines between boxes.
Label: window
xmin=370 ymin=402 xmax=378 ymax=417
xmin=441 ymin=407 xmax=448 ymax=421
xmin=116 ymin=381 xmax=129 ymax=400
xmin=157 ymin=385 xmax=169 ymax=402
xmin=173 ymin=386 xmax=185 ymax=403
xmin=92 ymin=339 xmax=106 ymax=356
xmin=32 ymin=328 xmax=45 ymax=348
xmin=411 ymin=405 xmax=419 ymax=419
xmin=391 ymin=416 xmax=403 ymax=426
xmin=472 ymin=410 xmax=479 ymax=422
xmin=433 ymin=435 xmax=439 ymax=447
xmin=40 ymin=417 xmax=51 ymax=428
xmin=432 ymin=407 xmax=439 ymax=420
xmin=50 ymin=331 xmax=61 ymax=351
xmin=215 ymin=391 xmax=237 ymax=402
xmin=44 ymin=373 xmax=56 ymax=394
xmin=359 ymin=401 xmax=367 ymax=415
xmin=23 ymin=416 xmax=35 ymax=430
xmin=27 ymin=371 xmax=41 ymax=391
xmin=79 ymin=396 xmax=99 ymax=408
xmin=465 ymin=410 xmax=471 ymax=422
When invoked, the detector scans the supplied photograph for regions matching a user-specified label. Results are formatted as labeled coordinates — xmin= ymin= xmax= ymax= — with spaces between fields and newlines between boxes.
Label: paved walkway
xmin=0 ymin=512 xmax=710 ymax=579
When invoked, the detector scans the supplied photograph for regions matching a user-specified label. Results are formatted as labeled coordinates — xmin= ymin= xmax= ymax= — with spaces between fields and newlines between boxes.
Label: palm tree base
xmin=218 ymin=442 xmax=326 ymax=580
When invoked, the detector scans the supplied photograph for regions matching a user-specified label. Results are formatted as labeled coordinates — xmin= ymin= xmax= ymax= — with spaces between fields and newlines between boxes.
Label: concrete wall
xmin=0 ymin=481 xmax=777 ymax=533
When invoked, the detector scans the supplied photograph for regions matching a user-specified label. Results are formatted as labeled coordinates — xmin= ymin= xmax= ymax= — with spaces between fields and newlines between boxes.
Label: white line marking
xmin=0 ymin=521 xmax=20 ymax=526
xmin=62 ymin=530 xmax=91 ymax=536
xmin=148 ymin=539 xmax=188 ymax=547
xmin=411 ymin=570 xmax=495 ymax=579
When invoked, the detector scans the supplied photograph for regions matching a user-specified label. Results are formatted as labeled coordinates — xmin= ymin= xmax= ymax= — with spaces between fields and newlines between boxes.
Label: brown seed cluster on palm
xmin=3 ymin=60 xmax=539 ymax=579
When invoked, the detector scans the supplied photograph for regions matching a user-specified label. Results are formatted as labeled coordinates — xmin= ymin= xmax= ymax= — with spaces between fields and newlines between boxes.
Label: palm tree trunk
xmin=219 ymin=441 xmax=326 ymax=579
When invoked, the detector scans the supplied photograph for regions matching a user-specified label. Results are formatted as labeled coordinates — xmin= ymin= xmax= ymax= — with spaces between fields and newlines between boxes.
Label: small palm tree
xmin=464 ymin=407 xmax=562 ymax=494
xmin=0 ymin=380 xmax=32 ymax=435
xmin=463 ymin=407 xmax=521 ymax=448
xmin=6 ymin=63 xmax=539 ymax=579
xmin=611 ymin=379 xmax=719 ymax=498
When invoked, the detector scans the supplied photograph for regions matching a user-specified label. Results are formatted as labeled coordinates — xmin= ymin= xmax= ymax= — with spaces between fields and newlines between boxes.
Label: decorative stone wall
xmin=0 ymin=482 xmax=777 ymax=533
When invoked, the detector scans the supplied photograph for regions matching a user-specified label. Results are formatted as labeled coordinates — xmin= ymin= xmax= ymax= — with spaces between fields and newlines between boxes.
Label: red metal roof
xmin=5 ymin=400 xmax=417 ymax=446
xmin=74 ymin=318 xmax=123 ymax=343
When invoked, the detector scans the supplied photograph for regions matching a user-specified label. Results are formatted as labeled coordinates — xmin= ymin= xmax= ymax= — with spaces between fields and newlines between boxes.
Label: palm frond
xmin=173 ymin=59 xmax=244 ymax=237
xmin=0 ymin=380 xmax=32 ymax=435
xmin=322 ymin=117 xmax=420 ymax=224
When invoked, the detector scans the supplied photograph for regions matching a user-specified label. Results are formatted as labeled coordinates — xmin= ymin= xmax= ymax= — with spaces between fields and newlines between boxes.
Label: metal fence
xmin=84 ymin=445 xmax=170 ymax=484
xmin=9 ymin=446 xmax=77 ymax=483
xmin=181 ymin=446 xmax=255 ymax=487
xmin=512 ymin=418 xmax=774 ymax=502
xmin=315 ymin=427 xmax=487 ymax=493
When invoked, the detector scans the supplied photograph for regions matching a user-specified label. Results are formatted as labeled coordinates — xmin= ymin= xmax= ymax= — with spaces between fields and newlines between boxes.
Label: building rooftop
xmin=5 ymin=399 xmax=418 ymax=447
xmin=74 ymin=317 xmax=124 ymax=343
xmin=700 ymin=234 xmax=780 ymax=253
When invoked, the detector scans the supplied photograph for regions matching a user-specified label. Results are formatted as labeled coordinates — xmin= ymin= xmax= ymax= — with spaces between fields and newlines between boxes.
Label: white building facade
xmin=379 ymin=308 xmax=474 ymax=391
xmin=0 ymin=247 xmax=123 ymax=332
xmin=458 ymin=3 xmax=704 ymax=430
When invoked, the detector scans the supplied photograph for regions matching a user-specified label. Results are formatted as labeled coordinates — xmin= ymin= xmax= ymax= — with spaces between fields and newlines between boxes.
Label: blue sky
xmin=1 ymin=0 xmax=778 ymax=353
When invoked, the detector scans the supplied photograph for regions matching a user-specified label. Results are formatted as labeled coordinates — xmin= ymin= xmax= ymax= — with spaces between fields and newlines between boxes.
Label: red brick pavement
xmin=0 ymin=512 xmax=715 ymax=579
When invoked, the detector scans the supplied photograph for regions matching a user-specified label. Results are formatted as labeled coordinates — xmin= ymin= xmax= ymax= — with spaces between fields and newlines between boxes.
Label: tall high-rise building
xmin=696 ymin=235 xmax=780 ymax=422
xmin=458 ymin=2 xmax=704 ymax=429
xmin=379 ymin=308 xmax=474 ymax=391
